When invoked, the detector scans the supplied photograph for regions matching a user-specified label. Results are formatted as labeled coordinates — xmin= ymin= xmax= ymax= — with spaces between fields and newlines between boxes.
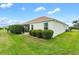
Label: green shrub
xmin=29 ymin=30 xmax=54 ymax=39
xmin=36 ymin=30 xmax=43 ymax=38
xmin=8 ymin=25 xmax=24 ymax=34
xmin=31 ymin=30 xmax=37 ymax=36
xmin=0 ymin=27 xmax=3 ymax=30
xmin=29 ymin=30 xmax=32 ymax=35
xmin=42 ymin=30 xmax=54 ymax=39
xmin=5 ymin=27 xmax=9 ymax=31
xmin=6 ymin=28 xmax=9 ymax=31
xmin=29 ymin=30 xmax=42 ymax=38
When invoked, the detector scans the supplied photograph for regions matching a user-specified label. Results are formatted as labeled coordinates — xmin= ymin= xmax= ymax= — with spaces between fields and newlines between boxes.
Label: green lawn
xmin=0 ymin=29 xmax=79 ymax=55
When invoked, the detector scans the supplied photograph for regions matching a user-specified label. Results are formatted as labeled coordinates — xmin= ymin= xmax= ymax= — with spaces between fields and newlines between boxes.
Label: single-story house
xmin=23 ymin=16 xmax=69 ymax=37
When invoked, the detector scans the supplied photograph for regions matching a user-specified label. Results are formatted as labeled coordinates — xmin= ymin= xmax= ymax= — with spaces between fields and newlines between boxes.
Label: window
xmin=31 ymin=25 xmax=33 ymax=30
xmin=44 ymin=22 xmax=48 ymax=30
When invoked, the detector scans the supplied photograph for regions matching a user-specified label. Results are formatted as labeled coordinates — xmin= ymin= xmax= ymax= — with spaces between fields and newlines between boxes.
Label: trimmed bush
xmin=29 ymin=30 xmax=37 ymax=36
xmin=29 ymin=30 xmax=32 ymax=35
xmin=42 ymin=30 xmax=54 ymax=39
xmin=31 ymin=30 xmax=37 ymax=36
xmin=36 ymin=30 xmax=43 ymax=38
xmin=29 ymin=30 xmax=54 ymax=39
xmin=8 ymin=25 xmax=24 ymax=34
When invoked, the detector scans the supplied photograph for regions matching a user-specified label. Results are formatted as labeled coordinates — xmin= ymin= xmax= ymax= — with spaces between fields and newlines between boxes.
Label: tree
xmin=72 ymin=20 xmax=78 ymax=24
xmin=72 ymin=20 xmax=79 ymax=29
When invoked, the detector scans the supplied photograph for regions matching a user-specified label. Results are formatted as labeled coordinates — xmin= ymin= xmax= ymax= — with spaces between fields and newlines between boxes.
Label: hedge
xmin=31 ymin=30 xmax=37 ymax=36
xmin=36 ymin=30 xmax=43 ymax=38
xmin=42 ymin=30 xmax=54 ymax=39
xmin=8 ymin=25 xmax=24 ymax=34
xmin=29 ymin=30 xmax=54 ymax=39
xmin=29 ymin=30 xmax=32 ymax=35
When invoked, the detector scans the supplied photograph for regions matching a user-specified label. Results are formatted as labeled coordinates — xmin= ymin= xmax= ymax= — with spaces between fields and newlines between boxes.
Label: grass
xmin=0 ymin=29 xmax=79 ymax=54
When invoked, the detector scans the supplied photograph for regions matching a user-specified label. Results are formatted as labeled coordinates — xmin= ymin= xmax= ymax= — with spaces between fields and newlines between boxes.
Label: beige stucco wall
xmin=48 ymin=21 xmax=68 ymax=37
xmin=29 ymin=21 xmax=68 ymax=37
xmin=30 ymin=22 xmax=44 ymax=30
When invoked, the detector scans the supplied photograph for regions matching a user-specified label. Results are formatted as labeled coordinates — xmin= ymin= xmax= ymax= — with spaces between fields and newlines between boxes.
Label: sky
xmin=0 ymin=3 xmax=79 ymax=27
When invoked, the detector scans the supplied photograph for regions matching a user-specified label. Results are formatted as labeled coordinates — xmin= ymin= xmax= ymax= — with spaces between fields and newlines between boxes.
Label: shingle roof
xmin=23 ymin=16 xmax=68 ymax=26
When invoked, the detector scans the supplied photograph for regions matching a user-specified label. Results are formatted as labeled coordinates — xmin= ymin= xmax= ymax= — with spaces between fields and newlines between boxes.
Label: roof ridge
xmin=23 ymin=16 xmax=68 ymax=26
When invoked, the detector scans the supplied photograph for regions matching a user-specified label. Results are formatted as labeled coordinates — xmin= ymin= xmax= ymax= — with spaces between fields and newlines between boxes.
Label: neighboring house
xmin=23 ymin=16 xmax=69 ymax=37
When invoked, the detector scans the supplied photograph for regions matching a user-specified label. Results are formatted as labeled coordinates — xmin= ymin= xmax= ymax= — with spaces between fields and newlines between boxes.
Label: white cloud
xmin=21 ymin=7 xmax=26 ymax=11
xmin=0 ymin=3 xmax=13 ymax=9
xmin=0 ymin=17 xmax=24 ymax=27
xmin=72 ymin=16 xmax=79 ymax=20
xmin=48 ymin=8 xmax=61 ymax=14
xmin=35 ymin=7 xmax=46 ymax=12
